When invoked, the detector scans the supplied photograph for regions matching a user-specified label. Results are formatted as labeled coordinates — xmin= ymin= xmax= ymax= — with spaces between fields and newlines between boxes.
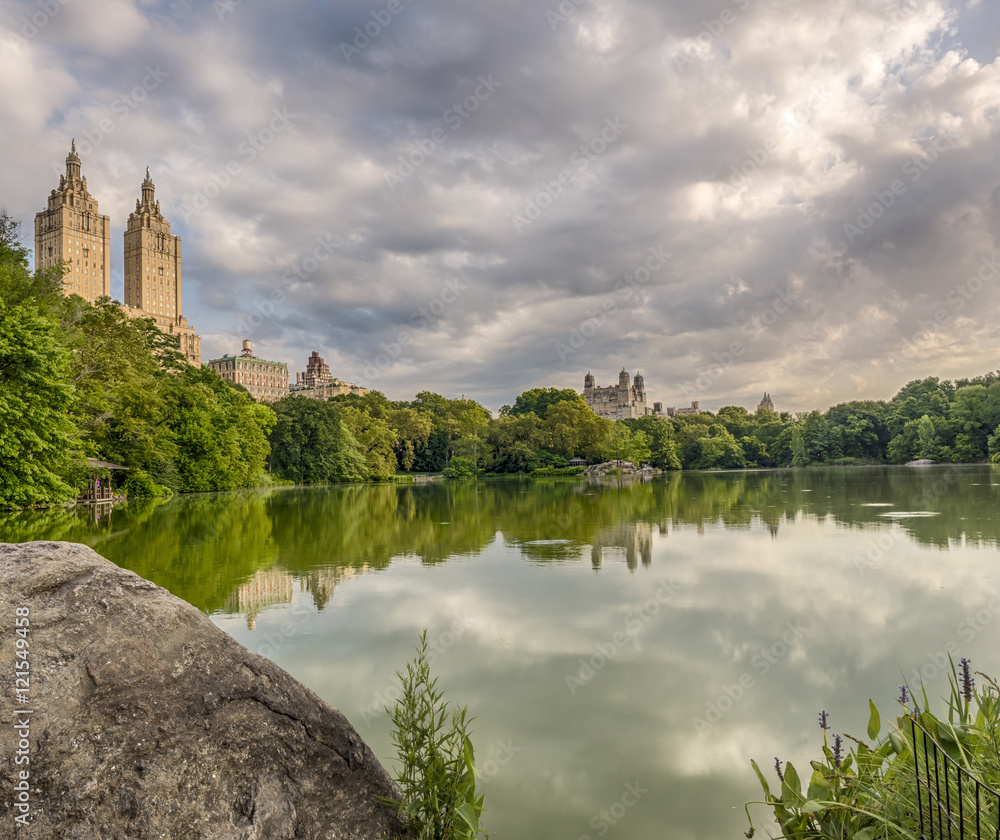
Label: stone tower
xmin=124 ymin=167 xmax=182 ymax=320
xmin=34 ymin=141 xmax=112 ymax=302
xmin=757 ymin=392 xmax=774 ymax=412
xmin=633 ymin=372 xmax=645 ymax=403
xmin=618 ymin=368 xmax=630 ymax=409
xmin=123 ymin=168 xmax=201 ymax=364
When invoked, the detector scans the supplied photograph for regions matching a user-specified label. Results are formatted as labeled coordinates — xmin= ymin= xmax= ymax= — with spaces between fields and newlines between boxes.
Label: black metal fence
xmin=911 ymin=716 xmax=1000 ymax=839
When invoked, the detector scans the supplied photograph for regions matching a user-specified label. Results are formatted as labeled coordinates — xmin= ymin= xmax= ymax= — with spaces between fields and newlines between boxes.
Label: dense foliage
xmin=0 ymin=211 xmax=275 ymax=509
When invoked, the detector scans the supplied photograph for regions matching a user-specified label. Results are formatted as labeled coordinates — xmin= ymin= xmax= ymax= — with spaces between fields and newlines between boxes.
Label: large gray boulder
xmin=0 ymin=541 xmax=405 ymax=839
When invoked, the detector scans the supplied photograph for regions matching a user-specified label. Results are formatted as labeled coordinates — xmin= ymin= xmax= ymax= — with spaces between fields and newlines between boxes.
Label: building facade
xmin=757 ymin=392 xmax=774 ymax=412
xmin=289 ymin=379 xmax=369 ymax=401
xmin=297 ymin=350 xmax=333 ymax=387
xmin=583 ymin=369 xmax=648 ymax=420
xmin=34 ymin=142 xmax=111 ymax=303
xmin=208 ymin=340 xmax=289 ymax=402
xmin=123 ymin=168 xmax=201 ymax=364
xmin=35 ymin=146 xmax=202 ymax=364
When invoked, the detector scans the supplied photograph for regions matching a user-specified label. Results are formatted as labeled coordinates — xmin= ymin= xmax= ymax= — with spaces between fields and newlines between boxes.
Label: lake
xmin=4 ymin=465 xmax=1000 ymax=839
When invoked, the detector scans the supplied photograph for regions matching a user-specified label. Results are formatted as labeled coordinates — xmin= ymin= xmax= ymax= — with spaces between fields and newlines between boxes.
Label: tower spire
xmin=141 ymin=167 xmax=155 ymax=207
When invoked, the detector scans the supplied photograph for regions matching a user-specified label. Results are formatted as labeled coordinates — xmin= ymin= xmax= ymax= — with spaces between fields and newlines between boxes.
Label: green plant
xmin=123 ymin=467 xmax=171 ymax=499
xmin=745 ymin=657 xmax=1000 ymax=839
xmin=383 ymin=631 xmax=488 ymax=839
xmin=442 ymin=457 xmax=479 ymax=480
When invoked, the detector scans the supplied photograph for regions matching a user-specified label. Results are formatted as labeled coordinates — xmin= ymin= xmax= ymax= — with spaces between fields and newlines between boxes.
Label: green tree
xmin=510 ymin=387 xmax=581 ymax=418
xmin=0 ymin=211 xmax=81 ymax=507
xmin=389 ymin=407 xmax=434 ymax=471
xmin=601 ymin=423 xmax=633 ymax=464
xmin=692 ymin=425 xmax=746 ymax=469
xmin=915 ymin=413 xmax=941 ymax=461
xmin=336 ymin=402 xmax=398 ymax=479
xmin=269 ymin=397 xmax=366 ymax=482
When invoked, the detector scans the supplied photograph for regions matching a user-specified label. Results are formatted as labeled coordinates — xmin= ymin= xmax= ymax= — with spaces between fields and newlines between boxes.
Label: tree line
xmin=4 ymin=209 xmax=1000 ymax=510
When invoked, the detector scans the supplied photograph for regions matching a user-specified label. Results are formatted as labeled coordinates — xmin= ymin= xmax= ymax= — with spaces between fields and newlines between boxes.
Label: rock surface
xmin=906 ymin=459 xmax=937 ymax=466
xmin=0 ymin=541 xmax=405 ymax=839
xmin=583 ymin=460 xmax=659 ymax=476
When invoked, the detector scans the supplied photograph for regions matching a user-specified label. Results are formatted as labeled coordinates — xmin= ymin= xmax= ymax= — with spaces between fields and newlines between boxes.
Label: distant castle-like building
xmin=35 ymin=144 xmax=201 ymax=364
xmin=584 ymin=369 xmax=648 ymax=420
xmin=289 ymin=350 xmax=368 ymax=401
xmin=582 ymin=369 xmax=700 ymax=420
xmin=757 ymin=392 xmax=774 ymax=412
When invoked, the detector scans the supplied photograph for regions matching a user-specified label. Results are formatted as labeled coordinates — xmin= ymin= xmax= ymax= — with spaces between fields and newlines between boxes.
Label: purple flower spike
xmin=818 ymin=710 xmax=830 ymax=730
xmin=960 ymin=658 xmax=974 ymax=703
xmin=898 ymin=685 xmax=910 ymax=705
xmin=832 ymin=734 xmax=843 ymax=768
xmin=774 ymin=757 xmax=784 ymax=782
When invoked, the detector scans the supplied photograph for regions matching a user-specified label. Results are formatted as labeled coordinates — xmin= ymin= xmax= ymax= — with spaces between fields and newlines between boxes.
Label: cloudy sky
xmin=2 ymin=0 xmax=1000 ymax=413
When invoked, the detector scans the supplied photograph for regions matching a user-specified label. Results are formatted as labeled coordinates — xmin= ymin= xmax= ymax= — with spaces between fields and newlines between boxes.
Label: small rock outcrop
xmin=906 ymin=459 xmax=937 ymax=466
xmin=584 ymin=460 xmax=659 ymax=476
xmin=0 ymin=541 xmax=405 ymax=840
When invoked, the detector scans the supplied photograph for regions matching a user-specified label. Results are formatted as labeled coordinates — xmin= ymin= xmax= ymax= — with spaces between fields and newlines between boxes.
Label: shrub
xmin=382 ymin=631 xmax=488 ymax=840
xmin=124 ymin=468 xmax=170 ymax=499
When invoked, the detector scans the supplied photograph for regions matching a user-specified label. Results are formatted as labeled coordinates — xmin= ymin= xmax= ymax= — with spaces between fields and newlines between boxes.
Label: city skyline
xmin=2 ymin=0 xmax=1000 ymax=413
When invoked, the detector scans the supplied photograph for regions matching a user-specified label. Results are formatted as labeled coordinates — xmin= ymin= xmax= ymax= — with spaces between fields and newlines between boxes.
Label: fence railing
xmin=911 ymin=716 xmax=1000 ymax=840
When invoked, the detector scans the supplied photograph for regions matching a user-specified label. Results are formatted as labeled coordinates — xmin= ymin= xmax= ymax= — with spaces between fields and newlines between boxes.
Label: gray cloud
xmin=3 ymin=0 xmax=1000 ymax=412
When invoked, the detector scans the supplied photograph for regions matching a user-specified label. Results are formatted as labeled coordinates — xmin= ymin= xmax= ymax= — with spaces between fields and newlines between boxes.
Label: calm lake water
xmin=4 ymin=466 xmax=1000 ymax=839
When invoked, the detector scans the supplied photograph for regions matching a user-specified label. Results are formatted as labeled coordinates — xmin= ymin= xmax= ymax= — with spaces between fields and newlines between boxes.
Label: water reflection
xmin=4 ymin=465 xmax=1000 ymax=839
xmin=3 ymin=467 xmax=998 ymax=612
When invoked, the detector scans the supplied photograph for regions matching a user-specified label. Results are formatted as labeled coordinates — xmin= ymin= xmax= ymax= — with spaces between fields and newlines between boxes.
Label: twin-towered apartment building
xmin=34 ymin=143 xmax=201 ymax=364
xmin=34 ymin=144 xmax=366 ymax=404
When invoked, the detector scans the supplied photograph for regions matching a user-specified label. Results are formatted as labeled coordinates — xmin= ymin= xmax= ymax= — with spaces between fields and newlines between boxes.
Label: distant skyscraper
xmin=35 ymin=146 xmax=202 ymax=364
xmin=34 ymin=142 xmax=111 ymax=303
xmin=757 ymin=392 xmax=774 ymax=412
xmin=299 ymin=350 xmax=333 ymax=387
xmin=122 ymin=168 xmax=201 ymax=364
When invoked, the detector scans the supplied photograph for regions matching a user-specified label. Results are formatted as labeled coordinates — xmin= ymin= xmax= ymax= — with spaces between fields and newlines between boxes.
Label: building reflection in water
xmin=590 ymin=521 xmax=655 ymax=571
xmin=224 ymin=564 xmax=373 ymax=629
